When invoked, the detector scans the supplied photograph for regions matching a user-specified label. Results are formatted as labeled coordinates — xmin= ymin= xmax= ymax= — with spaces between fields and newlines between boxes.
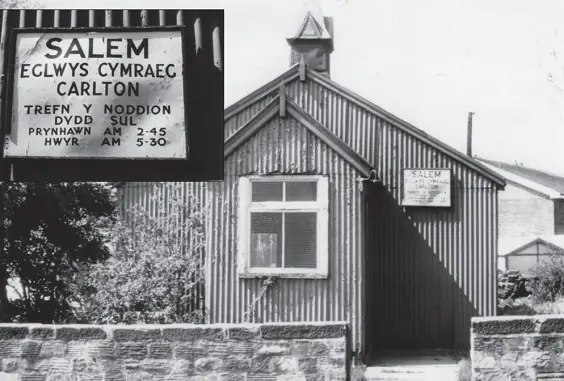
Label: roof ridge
xmin=476 ymin=157 xmax=564 ymax=196
xmin=478 ymin=157 xmax=564 ymax=179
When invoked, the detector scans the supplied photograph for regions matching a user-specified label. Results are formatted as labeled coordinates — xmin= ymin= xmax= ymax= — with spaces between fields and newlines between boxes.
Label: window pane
xmin=286 ymin=181 xmax=317 ymax=201
xmin=252 ymin=181 xmax=283 ymax=202
xmin=284 ymin=212 xmax=317 ymax=268
xmin=250 ymin=213 xmax=282 ymax=268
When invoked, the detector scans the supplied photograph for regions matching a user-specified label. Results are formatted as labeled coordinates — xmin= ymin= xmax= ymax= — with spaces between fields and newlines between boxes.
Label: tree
xmin=69 ymin=182 xmax=206 ymax=324
xmin=1 ymin=182 xmax=116 ymax=323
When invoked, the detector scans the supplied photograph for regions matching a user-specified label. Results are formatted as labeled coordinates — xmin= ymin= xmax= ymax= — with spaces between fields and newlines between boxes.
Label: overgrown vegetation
xmin=529 ymin=250 xmax=564 ymax=302
xmin=69 ymin=183 xmax=206 ymax=324
xmin=457 ymin=358 xmax=471 ymax=381
xmin=498 ymin=249 xmax=564 ymax=315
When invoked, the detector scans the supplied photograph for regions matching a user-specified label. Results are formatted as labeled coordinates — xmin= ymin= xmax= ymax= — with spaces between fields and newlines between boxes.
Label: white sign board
xmin=402 ymin=169 xmax=452 ymax=207
xmin=4 ymin=29 xmax=187 ymax=159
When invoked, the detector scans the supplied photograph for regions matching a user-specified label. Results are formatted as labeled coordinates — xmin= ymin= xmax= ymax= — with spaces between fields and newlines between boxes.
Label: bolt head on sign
xmin=4 ymin=30 xmax=188 ymax=159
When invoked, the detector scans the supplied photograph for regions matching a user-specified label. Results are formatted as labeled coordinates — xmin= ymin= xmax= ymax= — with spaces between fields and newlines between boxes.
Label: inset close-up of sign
xmin=5 ymin=29 xmax=187 ymax=159
xmin=402 ymin=168 xmax=452 ymax=207
xmin=0 ymin=9 xmax=224 ymax=182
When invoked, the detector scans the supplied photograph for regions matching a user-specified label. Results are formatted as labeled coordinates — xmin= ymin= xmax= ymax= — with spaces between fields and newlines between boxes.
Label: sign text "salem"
xmin=45 ymin=38 xmax=149 ymax=59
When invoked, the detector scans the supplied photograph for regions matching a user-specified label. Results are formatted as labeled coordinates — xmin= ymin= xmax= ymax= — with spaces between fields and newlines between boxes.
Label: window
xmin=237 ymin=176 xmax=329 ymax=278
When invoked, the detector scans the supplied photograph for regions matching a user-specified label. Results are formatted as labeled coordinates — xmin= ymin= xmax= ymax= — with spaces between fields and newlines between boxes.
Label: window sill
xmin=238 ymin=270 xmax=328 ymax=280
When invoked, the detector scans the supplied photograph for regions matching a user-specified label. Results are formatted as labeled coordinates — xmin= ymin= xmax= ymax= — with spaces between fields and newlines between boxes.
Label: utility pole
xmin=0 ymin=9 xmax=8 ymax=321
xmin=467 ymin=112 xmax=475 ymax=157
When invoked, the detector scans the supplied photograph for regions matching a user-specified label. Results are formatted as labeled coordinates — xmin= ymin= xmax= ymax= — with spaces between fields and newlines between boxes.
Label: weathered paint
xmin=115 ymin=63 xmax=500 ymax=358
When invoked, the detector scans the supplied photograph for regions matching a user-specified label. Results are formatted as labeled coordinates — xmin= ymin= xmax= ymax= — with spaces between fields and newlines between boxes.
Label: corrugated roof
xmin=477 ymin=158 xmax=564 ymax=196
xmin=112 ymin=63 xmax=506 ymax=189
xmin=224 ymin=65 xmax=505 ymax=187
xmin=306 ymin=69 xmax=506 ymax=188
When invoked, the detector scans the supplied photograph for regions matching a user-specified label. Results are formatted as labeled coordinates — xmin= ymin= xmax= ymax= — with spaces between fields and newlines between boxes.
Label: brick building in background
xmin=476 ymin=158 xmax=564 ymax=274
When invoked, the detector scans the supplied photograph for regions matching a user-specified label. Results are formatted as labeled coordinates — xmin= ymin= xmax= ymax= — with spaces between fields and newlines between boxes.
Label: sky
xmin=8 ymin=0 xmax=564 ymax=175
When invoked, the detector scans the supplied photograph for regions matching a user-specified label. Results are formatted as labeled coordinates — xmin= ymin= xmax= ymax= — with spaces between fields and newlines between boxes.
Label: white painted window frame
xmin=237 ymin=175 xmax=329 ymax=279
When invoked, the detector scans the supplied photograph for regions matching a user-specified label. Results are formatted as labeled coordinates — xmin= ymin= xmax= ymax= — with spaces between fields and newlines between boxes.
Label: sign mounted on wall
xmin=402 ymin=168 xmax=452 ymax=207
xmin=4 ymin=28 xmax=188 ymax=159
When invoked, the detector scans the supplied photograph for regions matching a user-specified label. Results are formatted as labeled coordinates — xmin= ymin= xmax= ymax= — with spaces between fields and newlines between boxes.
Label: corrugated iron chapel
xmin=118 ymin=10 xmax=506 ymax=361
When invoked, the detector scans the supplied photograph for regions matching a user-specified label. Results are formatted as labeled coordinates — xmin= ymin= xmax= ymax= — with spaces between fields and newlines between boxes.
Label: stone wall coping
xmin=0 ymin=321 xmax=349 ymax=329
xmin=472 ymin=315 xmax=564 ymax=336
xmin=0 ymin=322 xmax=350 ymax=379
xmin=0 ymin=321 xmax=350 ymax=341
xmin=472 ymin=315 xmax=564 ymax=323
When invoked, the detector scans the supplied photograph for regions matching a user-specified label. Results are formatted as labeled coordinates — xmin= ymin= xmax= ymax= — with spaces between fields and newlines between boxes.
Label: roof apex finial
xmin=288 ymin=0 xmax=331 ymax=41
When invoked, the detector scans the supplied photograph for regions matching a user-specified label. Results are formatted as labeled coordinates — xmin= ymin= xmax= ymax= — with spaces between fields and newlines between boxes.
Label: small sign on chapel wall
xmin=402 ymin=168 xmax=452 ymax=207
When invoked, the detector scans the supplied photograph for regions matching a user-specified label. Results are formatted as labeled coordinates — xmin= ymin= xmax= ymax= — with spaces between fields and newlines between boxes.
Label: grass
xmin=457 ymin=358 xmax=471 ymax=381
xmin=530 ymin=297 xmax=564 ymax=314
xmin=499 ymin=295 xmax=564 ymax=316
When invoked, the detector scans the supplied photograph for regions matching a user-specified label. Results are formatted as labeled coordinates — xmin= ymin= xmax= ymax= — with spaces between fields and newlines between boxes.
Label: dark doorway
xmin=363 ymin=182 xmax=474 ymax=364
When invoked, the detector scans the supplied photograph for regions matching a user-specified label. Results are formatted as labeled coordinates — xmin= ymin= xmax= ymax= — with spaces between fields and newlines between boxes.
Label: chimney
xmin=287 ymin=4 xmax=334 ymax=78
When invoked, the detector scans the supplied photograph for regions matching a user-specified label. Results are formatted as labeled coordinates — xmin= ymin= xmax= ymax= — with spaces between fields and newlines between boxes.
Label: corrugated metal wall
xmin=117 ymin=115 xmax=366 ymax=353
xmin=371 ymin=123 xmax=498 ymax=352
xmin=0 ymin=9 xmax=223 ymax=181
xmin=117 ymin=68 xmax=499 ymax=356
xmin=209 ymin=115 xmax=364 ymax=349
xmin=283 ymin=73 xmax=498 ymax=352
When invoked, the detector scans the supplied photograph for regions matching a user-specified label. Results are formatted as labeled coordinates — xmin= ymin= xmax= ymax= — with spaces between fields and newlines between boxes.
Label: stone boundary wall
xmin=471 ymin=315 xmax=564 ymax=381
xmin=0 ymin=322 xmax=350 ymax=381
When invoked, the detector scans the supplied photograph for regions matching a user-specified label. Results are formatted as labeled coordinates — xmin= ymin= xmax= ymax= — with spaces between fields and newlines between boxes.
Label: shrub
xmin=529 ymin=250 xmax=564 ymax=302
xmin=69 ymin=183 xmax=206 ymax=324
